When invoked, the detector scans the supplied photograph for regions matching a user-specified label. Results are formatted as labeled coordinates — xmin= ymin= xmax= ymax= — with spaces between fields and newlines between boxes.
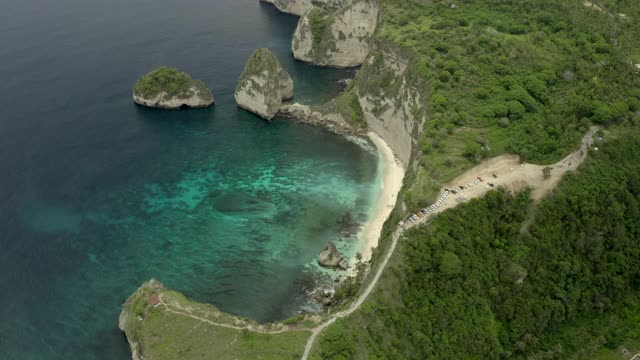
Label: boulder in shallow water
xmin=312 ymin=286 xmax=336 ymax=307
xmin=234 ymin=48 xmax=293 ymax=120
xmin=318 ymin=240 xmax=348 ymax=270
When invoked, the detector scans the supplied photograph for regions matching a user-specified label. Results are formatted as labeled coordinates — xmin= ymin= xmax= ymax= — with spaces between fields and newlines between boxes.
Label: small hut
xmin=148 ymin=294 xmax=161 ymax=308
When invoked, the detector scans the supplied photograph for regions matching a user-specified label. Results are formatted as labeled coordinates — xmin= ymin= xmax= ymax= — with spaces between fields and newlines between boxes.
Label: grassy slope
xmin=140 ymin=310 xmax=309 ymax=360
xmin=122 ymin=282 xmax=310 ymax=360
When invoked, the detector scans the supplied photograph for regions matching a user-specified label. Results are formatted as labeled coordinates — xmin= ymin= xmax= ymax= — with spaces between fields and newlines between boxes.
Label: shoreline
xmin=356 ymin=131 xmax=405 ymax=264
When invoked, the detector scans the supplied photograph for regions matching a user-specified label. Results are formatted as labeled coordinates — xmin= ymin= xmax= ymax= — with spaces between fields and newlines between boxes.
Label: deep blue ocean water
xmin=0 ymin=0 xmax=379 ymax=358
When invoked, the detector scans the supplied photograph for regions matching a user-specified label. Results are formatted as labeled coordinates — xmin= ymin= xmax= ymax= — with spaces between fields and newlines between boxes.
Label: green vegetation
xmin=306 ymin=7 xmax=339 ymax=58
xmin=133 ymin=66 xmax=212 ymax=101
xmin=141 ymin=309 xmax=309 ymax=360
xmin=317 ymin=83 xmax=367 ymax=129
xmin=371 ymin=0 xmax=640 ymax=208
xmin=313 ymin=125 xmax=640 ymax=359
xmin=239 ymin=48 xmax=283 ymax=80
xmin=120 ymin=280 xmax=310 ymax=360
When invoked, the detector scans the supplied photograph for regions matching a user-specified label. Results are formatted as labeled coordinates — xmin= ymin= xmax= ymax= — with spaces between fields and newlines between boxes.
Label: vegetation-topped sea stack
xmin=234 ymin=48 xmax=294 ymax=120
xmin=133 ymin=67 xmax=214 ymax=109
xmin=119 ymin=278 xmax=310 ymax=359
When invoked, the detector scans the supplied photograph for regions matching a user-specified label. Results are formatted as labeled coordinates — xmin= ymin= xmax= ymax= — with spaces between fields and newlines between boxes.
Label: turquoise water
xmin=0 ymin=0 xmax=379 ymax=358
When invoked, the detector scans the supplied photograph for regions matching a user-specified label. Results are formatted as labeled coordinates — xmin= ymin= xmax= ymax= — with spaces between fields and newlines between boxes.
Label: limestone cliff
xmin=133 ymin=67 xmax=214 ymax=109
xmin=261 ymin=0 xmax=347 ymax=16
xmin=292 ymin=0 xmax=379 ymax=68
xmin=235 ymin=48 xmax=294 ymax=120
xmin=353 ymin=47 xmax=427 ymax=169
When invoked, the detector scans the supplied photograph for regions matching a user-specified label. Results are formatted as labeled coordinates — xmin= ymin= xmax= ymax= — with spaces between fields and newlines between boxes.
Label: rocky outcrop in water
xmin=261 ymin=0 xmax=348 ymax=16
xmin=318 ymin=241 xmax=349 ymax=270
xmin=133 ymin=67 xmax=214 ymax=109
xmin=235 ymin=48 xmax=293 ymax=120
xmin=292 ymin=0 xmax=379 ymax=67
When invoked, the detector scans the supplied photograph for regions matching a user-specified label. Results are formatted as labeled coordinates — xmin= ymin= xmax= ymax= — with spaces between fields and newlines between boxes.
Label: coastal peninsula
xmin=133 ymin=67 xmax=214 ymax=109
xmin=119 ymin=279 xmax=311 ymax=360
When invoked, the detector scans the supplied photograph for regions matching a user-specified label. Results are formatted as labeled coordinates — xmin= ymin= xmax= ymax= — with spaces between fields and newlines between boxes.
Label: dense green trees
xmin=392 ymin=0 xmax=640 ymax=208
xmin=314 ymin=127 xmax=640 ymax=359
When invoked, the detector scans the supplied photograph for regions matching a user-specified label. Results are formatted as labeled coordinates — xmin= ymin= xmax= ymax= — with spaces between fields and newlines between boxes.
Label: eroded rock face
xmin=133 ymin=87 xmax=214 ymax=109
xmin=235 ymin=48 xmax=294 ymax=120
xmin=292 ymin=0 xmax=379 ymax=68
xmin=354 ymin=48 xmax=427 ymax=169
xmin=318 ymin=241 xmax=348 ymax=270
xmin=261 ymin=0 xmax=348 ymax=16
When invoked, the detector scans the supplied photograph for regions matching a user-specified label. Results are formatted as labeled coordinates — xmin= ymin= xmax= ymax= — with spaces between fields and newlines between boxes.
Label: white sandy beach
xmin=356 ymin=131 xmax=405 ymax=263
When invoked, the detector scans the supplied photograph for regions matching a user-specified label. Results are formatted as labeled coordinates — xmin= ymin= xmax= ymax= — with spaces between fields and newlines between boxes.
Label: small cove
xmin=0 ymin=0 xmax=380 ymax=358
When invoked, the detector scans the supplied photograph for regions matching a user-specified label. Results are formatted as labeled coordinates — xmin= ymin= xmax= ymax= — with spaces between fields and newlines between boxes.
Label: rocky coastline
xmin=278 ymin=103 xmax=363 ymax=136
xmin=133 ymin=89 xmax=214 ymax=109
xmin=291 ymin=0 xmax=379 ymax=67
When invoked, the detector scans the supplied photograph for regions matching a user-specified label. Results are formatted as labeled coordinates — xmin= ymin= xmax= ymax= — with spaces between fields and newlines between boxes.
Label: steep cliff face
xmin=234 ymin=48 xmax=294 ymax=120
xmin=292 ymin=0 xmax=379 ymax=68
xmin=354 ymin=47 xmax=427 ymax=169
xmin=261 ymin=0 xmax=347 ymax=16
